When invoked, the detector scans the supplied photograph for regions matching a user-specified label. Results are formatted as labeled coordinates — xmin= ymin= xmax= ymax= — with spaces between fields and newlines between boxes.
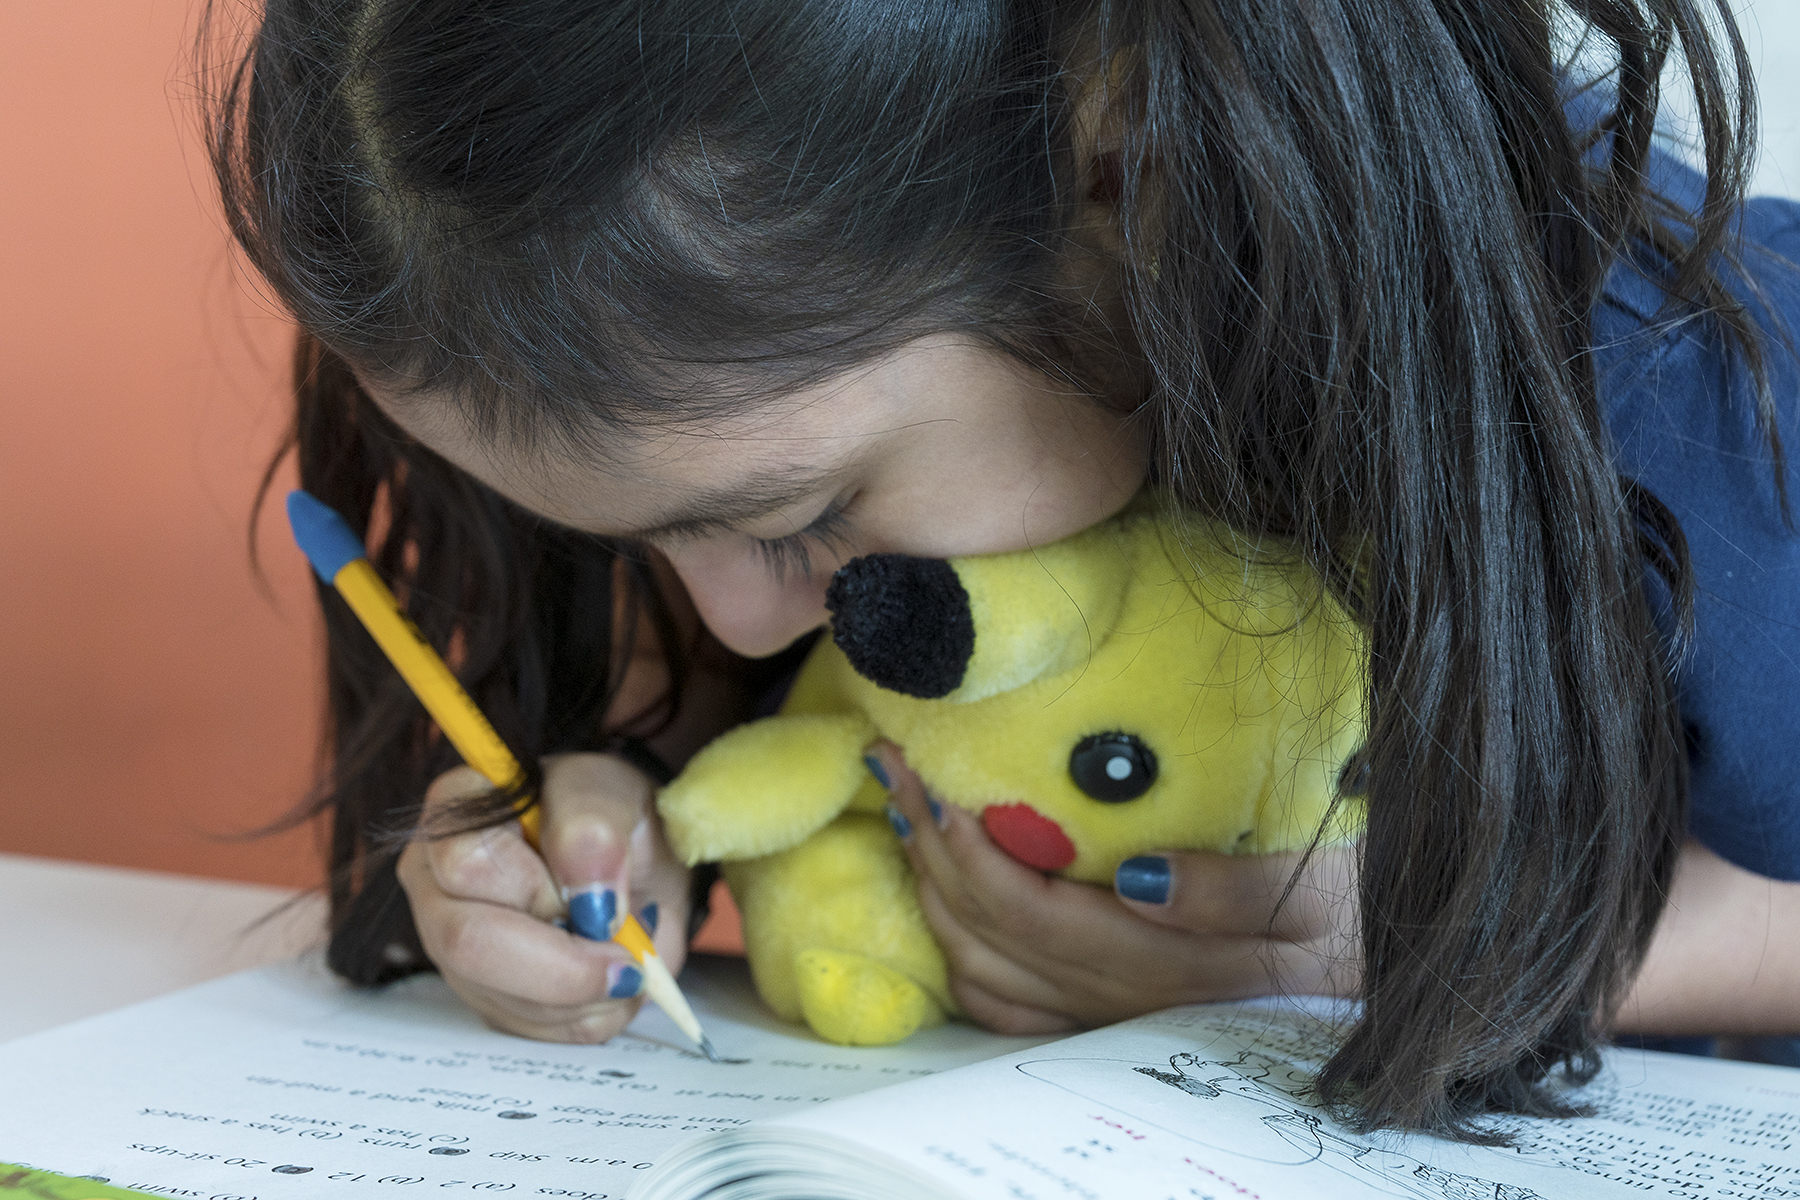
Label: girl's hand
xmin=866 ymin=741 xmax=1361 ymax=1035
xmin=396 ymin=752 xmax=691 ymax=1042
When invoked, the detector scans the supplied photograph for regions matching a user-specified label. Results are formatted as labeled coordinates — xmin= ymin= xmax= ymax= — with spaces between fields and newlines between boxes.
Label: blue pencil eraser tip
xmin=286 ymin=489 xmax=368 ymax=582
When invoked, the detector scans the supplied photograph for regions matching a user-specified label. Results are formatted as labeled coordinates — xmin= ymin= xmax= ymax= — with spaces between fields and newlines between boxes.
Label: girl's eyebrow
xmin=624 ymin=468 xmax=841 ymax=541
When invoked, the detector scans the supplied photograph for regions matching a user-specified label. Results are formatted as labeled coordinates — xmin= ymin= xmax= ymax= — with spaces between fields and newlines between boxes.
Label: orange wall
xmin=0 ymin=1 xmax=322 ymax=887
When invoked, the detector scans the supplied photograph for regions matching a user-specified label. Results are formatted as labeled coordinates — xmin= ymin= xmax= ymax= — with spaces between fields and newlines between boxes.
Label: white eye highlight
xmin=1069 ymin=732 xmax=1158 ymax=803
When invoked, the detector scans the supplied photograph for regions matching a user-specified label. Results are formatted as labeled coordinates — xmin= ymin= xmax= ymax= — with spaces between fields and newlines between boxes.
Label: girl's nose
xmin=660 ymin=543 xmax=834 ymax=659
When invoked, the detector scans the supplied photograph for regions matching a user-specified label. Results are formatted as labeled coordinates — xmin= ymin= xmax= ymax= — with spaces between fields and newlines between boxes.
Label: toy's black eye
xmin=1069 ymin=733 xmax=1157 ymax=803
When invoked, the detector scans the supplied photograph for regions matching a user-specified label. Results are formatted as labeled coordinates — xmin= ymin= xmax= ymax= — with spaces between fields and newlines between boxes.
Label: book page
xmin=720 ymin=1004 xmax=1800 ymax=1200
xmin=0 ymin=954 xmax=1054 ymax=1199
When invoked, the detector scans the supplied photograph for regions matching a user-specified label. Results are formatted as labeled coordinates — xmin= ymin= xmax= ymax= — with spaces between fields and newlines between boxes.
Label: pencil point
xmin=699 ymin=1035 xmax=721 ymax=1063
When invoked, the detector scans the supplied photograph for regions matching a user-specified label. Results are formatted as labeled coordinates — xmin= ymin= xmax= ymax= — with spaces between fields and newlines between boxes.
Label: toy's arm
xmin=657 ymin=712 xmax=878 ymax=864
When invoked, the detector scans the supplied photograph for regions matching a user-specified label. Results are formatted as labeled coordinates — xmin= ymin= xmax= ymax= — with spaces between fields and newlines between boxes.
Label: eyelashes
xmin=752 ymin=500 xmax=854 ymax=581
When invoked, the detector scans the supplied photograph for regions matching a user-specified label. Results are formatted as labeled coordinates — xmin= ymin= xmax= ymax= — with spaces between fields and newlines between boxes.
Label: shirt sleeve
xmin=1596 ymin=174 xmax=1800 ymax=882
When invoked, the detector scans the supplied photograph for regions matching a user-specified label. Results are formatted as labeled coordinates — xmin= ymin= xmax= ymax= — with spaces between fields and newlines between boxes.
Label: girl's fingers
xmin=947 ymin=970 xmax=1081 ymax=1038
xmin=455 ymin=983 xmax=645 ymax=1045
xmin=1114 ymin=846 xmax=1358 ymax=943
xmin=402 ymin=874 xmax=634 ymax=1007
xmin=867 ymin=740 xmax=1022 ymax=924
xmin=914 ymin=874 xmax=1077 ymax=1014
xmin=903 ymin=800 xmax=1203 ymax=1018
xmin=892 ymin=774 xmax=1117 ymax=966
xmin=871 ymin=732 xmax=1352 ymax=948
xmin=414 ymin=764 xmax=560 ymax=918
xmin=446 ymin=961 xmax=649 ymax=1044
xmin=864 ymin=739 xmax=1360 ymax=1019
xmin=400 ymin=754 xmax=693 ymax=1044
xmin=539 ymin=754 xmax=658 ymax=938
xmin=422 ymin=824 xmax=560 ymax=920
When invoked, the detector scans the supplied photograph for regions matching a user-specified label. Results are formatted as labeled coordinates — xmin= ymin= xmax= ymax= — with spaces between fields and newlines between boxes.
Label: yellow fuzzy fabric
xmin=657 ymin=498 xmax=1367 ymax=1046
xmin=659 ymin=712 xmax=878 ymax=863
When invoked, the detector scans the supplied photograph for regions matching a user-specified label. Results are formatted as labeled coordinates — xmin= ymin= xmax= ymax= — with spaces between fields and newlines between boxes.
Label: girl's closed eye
xmin=752 ymin=497 xmax=855 ymax=581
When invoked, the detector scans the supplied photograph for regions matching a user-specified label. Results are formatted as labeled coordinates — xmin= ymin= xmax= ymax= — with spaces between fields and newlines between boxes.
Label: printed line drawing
xmin=1017 ymin=1050 xmax=1543 ymax=1200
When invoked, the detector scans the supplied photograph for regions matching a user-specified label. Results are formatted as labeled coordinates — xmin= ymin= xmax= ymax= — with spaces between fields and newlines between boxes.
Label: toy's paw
xmin=659 ymin=713 xmax=877 ymax=864
xmin=793 ymin=948 xmax=944 ymax=1046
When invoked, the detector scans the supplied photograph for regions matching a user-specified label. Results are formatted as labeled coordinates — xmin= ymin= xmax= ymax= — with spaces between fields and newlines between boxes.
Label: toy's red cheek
xmin=981 ymin=804 xmax=1077 ymax=872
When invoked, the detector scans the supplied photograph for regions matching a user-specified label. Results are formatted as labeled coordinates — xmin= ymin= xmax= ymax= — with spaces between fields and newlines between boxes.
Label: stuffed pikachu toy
xmin=658 ymin=495 xmax=1367 ymax=1046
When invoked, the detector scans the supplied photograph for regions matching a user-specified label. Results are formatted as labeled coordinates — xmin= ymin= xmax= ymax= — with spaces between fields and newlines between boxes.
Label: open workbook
xmin=1 ymin=955 xmax=1796 ymax=1200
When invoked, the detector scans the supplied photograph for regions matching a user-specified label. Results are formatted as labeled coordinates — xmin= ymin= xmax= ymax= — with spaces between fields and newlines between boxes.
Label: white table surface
xmin=0 ymin=852 xmax=326 ymax=1044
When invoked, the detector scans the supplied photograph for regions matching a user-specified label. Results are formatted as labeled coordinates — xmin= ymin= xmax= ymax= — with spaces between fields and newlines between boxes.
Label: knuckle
xmin=431 ymin=839 xmax=489 ymax=893
xmin=433 ymin=828 xmax=517 ymax=897
xmin=423 ymin=764 xmax=490 ymax=809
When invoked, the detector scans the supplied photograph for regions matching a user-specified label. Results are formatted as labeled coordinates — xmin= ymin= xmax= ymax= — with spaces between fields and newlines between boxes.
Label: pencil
xmin=285 ymin=488 xmax=719 ymax=1062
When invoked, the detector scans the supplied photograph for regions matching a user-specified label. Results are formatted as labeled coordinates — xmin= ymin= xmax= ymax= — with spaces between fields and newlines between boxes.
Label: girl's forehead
xmin=370 ymin=384 xmax=861 ymax=535
xmin=361 ymin=333 xmax=1043 ymax=535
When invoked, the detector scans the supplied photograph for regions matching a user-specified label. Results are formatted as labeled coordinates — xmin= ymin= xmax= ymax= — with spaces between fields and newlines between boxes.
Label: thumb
xmin=539 ymin=754 xmax=655 ymax=941
xmin=1114 ymin=847 xmax=1354 ymax=943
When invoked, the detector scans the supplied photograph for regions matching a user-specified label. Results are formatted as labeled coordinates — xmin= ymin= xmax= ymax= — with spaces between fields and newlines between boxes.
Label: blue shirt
xmin=1595 ymin=158 xmax=1800 ymax=881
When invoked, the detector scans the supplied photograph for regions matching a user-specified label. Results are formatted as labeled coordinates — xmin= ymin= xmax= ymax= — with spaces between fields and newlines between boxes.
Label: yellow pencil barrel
xmin=614 ymin=913 xmax=658 ymax=962
xmin=333 ymin=559 xmax=525 ymax=791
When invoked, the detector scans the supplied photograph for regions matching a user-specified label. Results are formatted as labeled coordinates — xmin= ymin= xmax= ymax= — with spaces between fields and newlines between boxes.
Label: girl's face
xmin=365 ymin=335 xmax=1149 ymax=659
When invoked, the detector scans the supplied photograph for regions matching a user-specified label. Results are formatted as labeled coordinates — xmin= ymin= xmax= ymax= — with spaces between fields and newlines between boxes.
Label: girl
xmin=208 ymin=0 xmax=1800 ymax=1139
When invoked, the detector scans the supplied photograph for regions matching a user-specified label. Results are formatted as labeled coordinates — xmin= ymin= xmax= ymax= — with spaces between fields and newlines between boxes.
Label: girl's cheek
xmin=660 ymin=544 xmax=832 ymax=658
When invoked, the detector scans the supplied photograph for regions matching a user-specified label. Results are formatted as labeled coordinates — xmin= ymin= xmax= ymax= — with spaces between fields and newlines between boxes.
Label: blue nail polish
xmin=568 ymin=889 xmax=619 ymax=941
xmin=885 ymin=802 xmax=912 ymax=839
xmin=608 ymin=964 xmax=643 ymax=999
xmin=638 ymin=902 xmax=659 ymax=936
xmin=1116 ymin=856 xmax=1171 ymax=905
xmin=864 ymin=754 xmax=892 ymax=789
xmin=926 ymin=795 xmax=946 ymax=828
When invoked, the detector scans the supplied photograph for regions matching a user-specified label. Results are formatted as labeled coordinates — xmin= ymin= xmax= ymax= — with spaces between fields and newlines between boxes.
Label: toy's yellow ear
xmin=658 ymin=713 xmax=877 ymax=864
xmin=826 ymin=519 xmax=1132 ymax=703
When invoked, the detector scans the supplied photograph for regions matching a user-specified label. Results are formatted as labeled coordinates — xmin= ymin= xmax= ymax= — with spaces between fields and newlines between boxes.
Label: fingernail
xmin=1116 ymin=856 xmax=1171 ymax=905
xmin=606 ymin=962 xmax=643 ymax=999
xmin=638 ymin=902 xmax=659 ymax=936
xmin=567 ymin=887 xmax=619 ymax=941
xmin=864 ymin=754 xmax=892 ymax=790
xmin=926 ymin=793 xmax=947 ymax=829
xmin=885 ymin=802 xmax=912 ymax=840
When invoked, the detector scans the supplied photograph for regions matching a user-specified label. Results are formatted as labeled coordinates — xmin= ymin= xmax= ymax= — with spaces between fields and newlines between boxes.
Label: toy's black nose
xmin=826 ymin=554 xmax=975 ymax=698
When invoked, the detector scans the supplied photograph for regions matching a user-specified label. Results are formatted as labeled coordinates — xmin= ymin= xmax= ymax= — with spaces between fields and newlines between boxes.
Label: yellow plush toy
xmin=657 ymin=496 xmax=1367 ymax=1046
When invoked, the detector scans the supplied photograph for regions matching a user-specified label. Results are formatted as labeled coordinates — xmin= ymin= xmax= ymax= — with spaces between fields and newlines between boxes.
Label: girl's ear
xmin=1088 ymin=150 xmax=1125 ymax=206
xmin=1068 ymin=49 xmax=1135 ymax=238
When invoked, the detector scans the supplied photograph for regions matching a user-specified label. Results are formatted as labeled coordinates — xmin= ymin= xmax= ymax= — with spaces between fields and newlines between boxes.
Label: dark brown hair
xmin=208 ymin=0 xmax=1770 ymax=1139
